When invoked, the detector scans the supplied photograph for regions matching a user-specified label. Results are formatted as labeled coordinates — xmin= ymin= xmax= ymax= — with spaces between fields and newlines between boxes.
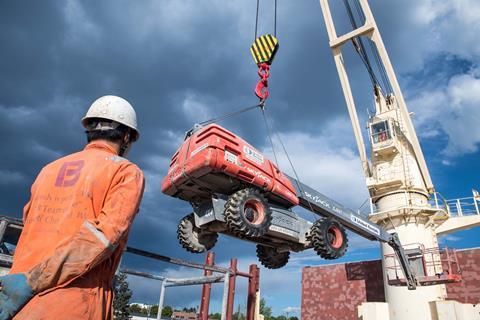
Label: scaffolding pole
xmin=199 ymin=252 xmax=215 ymax=320
xmin=122 ymin=249 xmax=258 ymax=320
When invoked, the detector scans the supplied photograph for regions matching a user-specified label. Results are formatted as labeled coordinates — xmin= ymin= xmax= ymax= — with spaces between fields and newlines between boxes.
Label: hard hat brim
xmin=82 ymin=116 xmax=140 ymax=141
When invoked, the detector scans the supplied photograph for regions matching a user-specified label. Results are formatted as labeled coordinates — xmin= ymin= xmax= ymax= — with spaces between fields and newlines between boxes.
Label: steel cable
xmin=254 ymin=0 xmax=278 ymax=39
xmin=274 ymin=0 xmax=278 ymax=37
xmin=352 ymin=0 xmax=392 ymax=93
xmin=260 ymin=104 xmax=279 ymax=167
xmin=255 ymin=0 xmax=260 ymax=40
xmin=198 ymin=103 xmax=263 ymax=126
xmin=343 ymin=0 xmax=384 ymax=91
xmin=261 ymin=106 xmax=317 ymax=215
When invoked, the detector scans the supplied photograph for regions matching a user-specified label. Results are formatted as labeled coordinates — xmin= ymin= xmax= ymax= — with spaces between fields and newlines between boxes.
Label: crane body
xmin=319 ymin=0 xmax=480 ymax=319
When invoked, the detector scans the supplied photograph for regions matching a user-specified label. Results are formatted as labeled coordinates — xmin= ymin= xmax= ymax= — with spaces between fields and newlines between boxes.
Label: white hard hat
xmin=82 ymin=95 xmax=139 ymax=141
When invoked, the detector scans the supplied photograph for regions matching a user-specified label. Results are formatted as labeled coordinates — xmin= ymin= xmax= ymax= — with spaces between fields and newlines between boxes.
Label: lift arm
xmin=288 ymin=175 xmax=417 ymax=289
xmin=387 ymin=233 xmax=417 ymax=290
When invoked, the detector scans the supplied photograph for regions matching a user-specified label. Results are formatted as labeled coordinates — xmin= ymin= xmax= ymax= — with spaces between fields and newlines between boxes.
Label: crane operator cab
xmin=368 ymin=118 xmax=400 ymax=156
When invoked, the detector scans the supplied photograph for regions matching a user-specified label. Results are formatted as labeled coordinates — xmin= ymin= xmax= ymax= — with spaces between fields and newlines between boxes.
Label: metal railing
xmin=444 ymin=196 xmax=480 ymax=217
xmin=384 ymin=244 xmax=461 ymax=286
xmin=356 ymin=191 xmax=450 ymax=217
xmin=357 ymin=190 xmax=480 ymax=218
xmin=356 ymin=197 xmax=374 ymax=217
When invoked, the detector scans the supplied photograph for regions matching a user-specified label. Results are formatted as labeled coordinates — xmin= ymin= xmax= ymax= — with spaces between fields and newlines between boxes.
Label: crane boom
xmin=319 ymin=0 xmax=371 ymax=179
xmin=319 ymin=0 xmax=434 ymax=196
xmin=317 ymin=1 xmax=458 ymax=316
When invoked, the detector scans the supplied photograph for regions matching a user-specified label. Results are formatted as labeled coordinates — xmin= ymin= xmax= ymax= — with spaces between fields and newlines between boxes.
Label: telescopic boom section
xmin=288 ymin=175 xmax=417 ymax=289
xmin=289 ymin=175 xmax=388 ymax=241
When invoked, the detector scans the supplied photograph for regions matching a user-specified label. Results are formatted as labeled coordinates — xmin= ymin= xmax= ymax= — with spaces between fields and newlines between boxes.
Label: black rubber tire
xmin=256 ymin=245 xmax=290 ymax=269
xmin=311 ymin=218 xmax=348 ymax=260
xmin=177 ymin=214 xmax=218 ymax=253
xmin=225 ymin=188 xmax=272 ymax=237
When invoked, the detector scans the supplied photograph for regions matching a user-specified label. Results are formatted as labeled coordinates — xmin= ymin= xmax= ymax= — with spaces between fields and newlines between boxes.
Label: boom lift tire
xmin=177 ymin=214 xmax=218 ymax=253
xmin=311 ymin=218 xmax=348 ymax=260
xmin=225 ymin=188 xmax=272 ymax=237
xmin=256 ymin=244 xmax=290 ymax=269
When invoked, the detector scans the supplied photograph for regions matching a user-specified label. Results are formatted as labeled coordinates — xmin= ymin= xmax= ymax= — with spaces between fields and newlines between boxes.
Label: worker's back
xmin=11 ymin=141 xmax=144 ymax=319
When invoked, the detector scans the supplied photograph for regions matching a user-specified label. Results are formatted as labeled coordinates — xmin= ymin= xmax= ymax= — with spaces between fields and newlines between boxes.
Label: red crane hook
xmin=255 ymin=62 xmax=270 ymax=101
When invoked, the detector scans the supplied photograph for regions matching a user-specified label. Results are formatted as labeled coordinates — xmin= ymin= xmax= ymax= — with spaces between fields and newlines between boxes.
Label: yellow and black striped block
xmin=250 ymin=34 xmax=279 ymax=65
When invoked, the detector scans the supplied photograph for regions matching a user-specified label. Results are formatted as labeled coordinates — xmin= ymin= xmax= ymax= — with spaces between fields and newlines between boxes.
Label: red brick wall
xmin=301 ymin=260 xmax=384 ymax=320
xmin=301 ymin=247 xmax=480 ymax=320
xmin=445 ymin=248 xmax=480 ymax=304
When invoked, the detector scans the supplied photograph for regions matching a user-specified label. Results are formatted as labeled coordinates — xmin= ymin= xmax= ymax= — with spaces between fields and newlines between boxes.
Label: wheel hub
xmin=243 ymin=199 xmax=265 ymax=225
xmin=327 ymin=226 xmax=343 ymax=249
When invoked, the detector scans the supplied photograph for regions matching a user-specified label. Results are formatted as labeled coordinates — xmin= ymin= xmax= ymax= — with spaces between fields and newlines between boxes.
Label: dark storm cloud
xmin=0 ymin=0 xmax=369 ymax=177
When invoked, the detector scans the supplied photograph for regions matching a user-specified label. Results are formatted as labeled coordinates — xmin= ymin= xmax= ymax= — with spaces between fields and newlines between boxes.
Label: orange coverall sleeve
xmin=25 ymin=164 xmax=145 ymax=294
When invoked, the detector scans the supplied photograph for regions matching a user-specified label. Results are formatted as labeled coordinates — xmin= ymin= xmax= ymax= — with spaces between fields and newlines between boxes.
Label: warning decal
xmin=243 ymin=145 xmax=264 ymax=165
xmin=350 ymin=215 xmax=380 ymax=235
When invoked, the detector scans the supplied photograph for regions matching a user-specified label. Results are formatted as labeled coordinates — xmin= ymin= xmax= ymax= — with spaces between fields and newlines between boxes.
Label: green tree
xmin=209 ymin=313 xmax=222 ymax=320
xmin=113 ymin=271 xmax=132 ymax=320
xmin=128 ymin=304 xmax=143 ymax=315
xmin=182 ymin=307 xmax=196 ymax=313
xmin=162 ymin=305 xmax=173 ymax=318
xmin=260 ymin=298 xmax=272 ymax=318
xmin=289 ymin=317 xmax=299 ymax=320
xmin=149 ymin=305 xmax=159 ymax=317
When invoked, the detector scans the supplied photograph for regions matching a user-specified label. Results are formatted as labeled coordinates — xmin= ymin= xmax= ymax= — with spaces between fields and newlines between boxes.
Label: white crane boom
xmin=319 ymin=0 xmax=434 ymax=195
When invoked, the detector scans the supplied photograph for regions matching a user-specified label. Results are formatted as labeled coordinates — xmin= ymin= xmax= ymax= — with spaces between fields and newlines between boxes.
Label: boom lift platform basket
xmin=384 ymin=244 xmax=462 ymax=287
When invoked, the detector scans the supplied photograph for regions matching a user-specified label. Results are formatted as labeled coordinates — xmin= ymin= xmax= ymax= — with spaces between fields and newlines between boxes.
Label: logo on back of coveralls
xmin=55 ymin=160 xmax=85 ymax=187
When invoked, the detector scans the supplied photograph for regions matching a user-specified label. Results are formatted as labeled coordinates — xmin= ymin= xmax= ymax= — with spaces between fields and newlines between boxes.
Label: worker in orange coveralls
xmin=0 ymin=95 xmax=145 ymax=320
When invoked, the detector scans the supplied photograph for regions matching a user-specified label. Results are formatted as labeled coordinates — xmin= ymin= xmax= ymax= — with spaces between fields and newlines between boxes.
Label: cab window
xmin=371 ymin=121 xmax=391 ymax=143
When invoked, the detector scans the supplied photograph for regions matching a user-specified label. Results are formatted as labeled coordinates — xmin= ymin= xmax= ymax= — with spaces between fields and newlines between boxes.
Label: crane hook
xmin=255 ymin=62 xmax=270 ymax=101
xmin=250 ymin=34 xmax=279 ymax=101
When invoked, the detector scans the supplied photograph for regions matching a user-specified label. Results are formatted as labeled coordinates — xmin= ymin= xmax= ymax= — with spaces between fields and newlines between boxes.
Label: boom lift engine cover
xmin=162 ymin=124 xmax=299 ymax=208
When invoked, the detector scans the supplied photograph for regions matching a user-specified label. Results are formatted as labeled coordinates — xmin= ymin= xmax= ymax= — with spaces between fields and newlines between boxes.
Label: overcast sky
xmin=1 ymin=0 xmax=480 ymax=317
